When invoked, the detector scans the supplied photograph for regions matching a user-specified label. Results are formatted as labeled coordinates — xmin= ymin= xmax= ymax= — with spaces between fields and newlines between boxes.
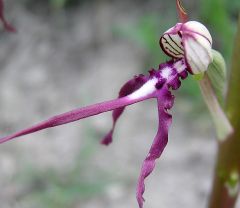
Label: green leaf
xmin=50 ymin=0 xmax=67 ymax=9
xmin=226 ymin=15 xmax=240 ymax=128
xmin=206 ymin=49 xmax=227 ymax=106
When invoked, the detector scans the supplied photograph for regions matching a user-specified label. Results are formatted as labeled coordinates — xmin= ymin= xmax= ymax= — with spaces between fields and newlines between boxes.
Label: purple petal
xmin=136 ymin=87 xmax=174 ymax=208
xmin=0 ymin=84 xmax=154 ymax=144
xmin=101 ymin=75 xmax=147 ymax=145
xmin=0 ymin=0 xmax=16 ymax=32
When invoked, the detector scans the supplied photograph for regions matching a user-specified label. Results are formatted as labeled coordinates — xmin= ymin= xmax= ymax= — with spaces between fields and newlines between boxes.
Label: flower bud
xmin=160 ymin=21 xmax=213 ymax=74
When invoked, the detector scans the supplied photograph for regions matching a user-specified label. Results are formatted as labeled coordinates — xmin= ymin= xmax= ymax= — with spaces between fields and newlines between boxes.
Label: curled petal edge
xmin=101 ymin=75 xmax=147 ymax=145
xmin=136 ymin=87 xmax=174 ymax=208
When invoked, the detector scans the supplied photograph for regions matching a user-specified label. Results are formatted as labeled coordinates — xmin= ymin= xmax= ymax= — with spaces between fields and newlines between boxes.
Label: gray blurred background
xmin=0 ymin=0 xmax=239 ymax=207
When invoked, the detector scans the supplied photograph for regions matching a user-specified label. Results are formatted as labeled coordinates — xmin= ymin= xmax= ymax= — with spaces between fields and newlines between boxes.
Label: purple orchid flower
xmin=0 ymin=1 xmax=214 ymax=207
xmin=0 ymin=0 xmax=16 ymax=32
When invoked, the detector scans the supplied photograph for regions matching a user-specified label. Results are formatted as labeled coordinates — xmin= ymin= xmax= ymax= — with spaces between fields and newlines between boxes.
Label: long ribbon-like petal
xmin=136 ymin=87 xmax=174 ymax=208
xmin=101 ymin=75 xmax=147 ymax=145
xmin=0 ymin=78 xmax=159 ymax=144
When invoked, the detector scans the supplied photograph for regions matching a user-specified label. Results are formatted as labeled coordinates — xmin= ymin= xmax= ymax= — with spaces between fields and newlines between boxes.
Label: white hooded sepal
xmin=160 ymin=21 xmax=213 ymax=75
xmin=182 ymin=23 xmax=213 ymax=74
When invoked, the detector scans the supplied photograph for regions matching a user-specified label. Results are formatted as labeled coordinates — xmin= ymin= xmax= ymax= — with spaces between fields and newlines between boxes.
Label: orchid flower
xmin=0 ymin=1 xmax=216 ymax=207
xmin=0 ymin=0 xmax=16 ymax=32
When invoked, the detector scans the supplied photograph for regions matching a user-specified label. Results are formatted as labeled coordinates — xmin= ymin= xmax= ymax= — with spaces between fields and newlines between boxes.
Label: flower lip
xmin=0 ymin=52 xmax=189 ymax=208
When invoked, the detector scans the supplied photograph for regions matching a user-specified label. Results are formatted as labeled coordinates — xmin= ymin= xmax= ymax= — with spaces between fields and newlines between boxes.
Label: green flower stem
xmin=209 ymin=14 xmax=240 ymax=208
xmin=199 ymin=74 xmax=233 ymax=141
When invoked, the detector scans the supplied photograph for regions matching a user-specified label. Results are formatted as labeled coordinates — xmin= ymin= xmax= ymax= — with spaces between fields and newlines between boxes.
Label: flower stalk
xmin=199 ymin=74 xmax=233 ymax=141
xmin=208 ymin=14 xmax=240 ymax=208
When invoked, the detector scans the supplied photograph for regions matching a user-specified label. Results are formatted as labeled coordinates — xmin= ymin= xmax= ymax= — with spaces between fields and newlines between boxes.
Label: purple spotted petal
xmin=136 ymin=87 xmax=174 ymax=208
xmin=0 ymin=0 xmax=16 ymax=32
xmin=101 ymin=74 xmax=147 ymax=145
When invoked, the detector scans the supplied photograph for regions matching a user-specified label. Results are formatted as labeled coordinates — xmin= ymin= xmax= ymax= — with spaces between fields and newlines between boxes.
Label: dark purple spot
xmin=155 ymin=79 xmax=166 ymax=90
xmin=167 ymin=78 xmax=181 ymax=90
xmin=178 ymin=31 xmax=182 ymax=38
xmin=179 ymin=70 xmax=188 ymax=80
xmin=148 ymin=68 xmax=157 ymax=77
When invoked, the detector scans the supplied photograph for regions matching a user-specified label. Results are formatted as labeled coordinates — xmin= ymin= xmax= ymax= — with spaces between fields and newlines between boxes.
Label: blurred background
xmin=0 ymin=0 xmax=239 ymax=207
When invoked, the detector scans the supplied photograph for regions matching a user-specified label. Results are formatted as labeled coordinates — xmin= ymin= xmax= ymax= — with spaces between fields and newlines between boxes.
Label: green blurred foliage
xmin=200 ymin=0 xmax=238 ymax=61
xmin=21 ymin=0 xmax=83 ymax=10
xmin=13 ymin=126 xmax=109 ymax=208
xmin=20 ymin=170 xmax=106 ymax=208
xmin=50 ymin=0 xmax=86 ymax=9
xmin=50 ymin=0 xmax=69 ymax=9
